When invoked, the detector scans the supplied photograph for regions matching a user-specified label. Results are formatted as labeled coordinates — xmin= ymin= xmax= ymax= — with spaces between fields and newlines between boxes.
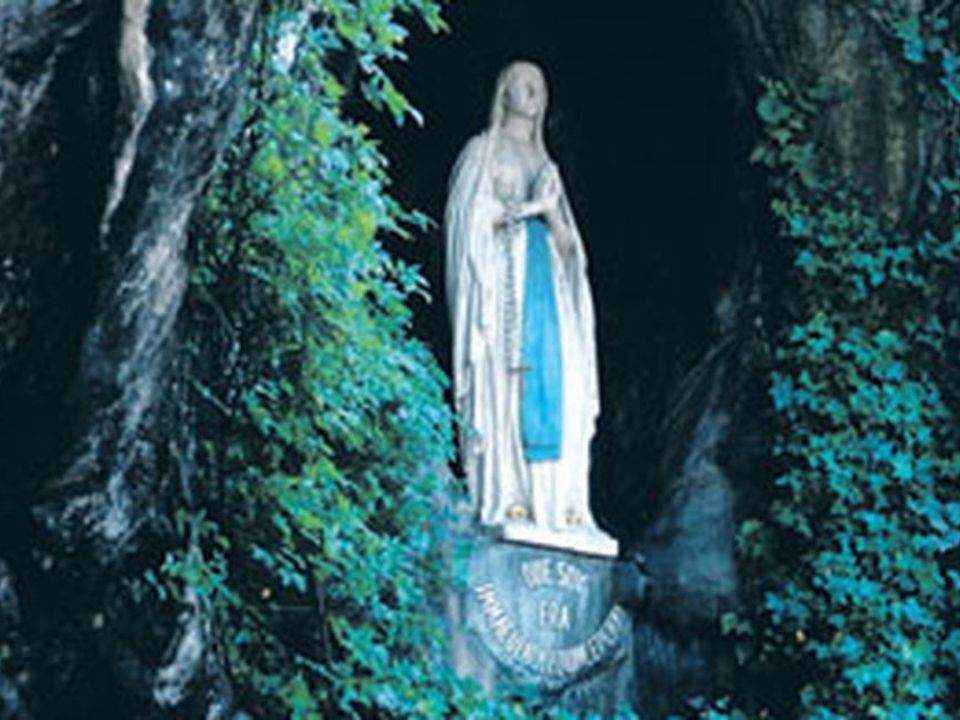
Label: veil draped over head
xmin=444 ymin=61 xmax=600 ymax=526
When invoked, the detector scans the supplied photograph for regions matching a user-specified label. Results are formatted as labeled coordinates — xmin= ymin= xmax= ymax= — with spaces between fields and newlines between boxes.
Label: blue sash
xmin=521 ymin=218 xmax=563 ymax=461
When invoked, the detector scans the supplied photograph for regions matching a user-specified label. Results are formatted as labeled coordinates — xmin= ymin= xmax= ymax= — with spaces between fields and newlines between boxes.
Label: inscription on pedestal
xmin=539 ymin=600 xmax=571 ymax=631
xmin=474 ymin=582 xmax=628 ymax=680
xmin=522 ymin=558 xmax=588 ymax=593
xmin=456 ymin=538 xmax=632 ymax=701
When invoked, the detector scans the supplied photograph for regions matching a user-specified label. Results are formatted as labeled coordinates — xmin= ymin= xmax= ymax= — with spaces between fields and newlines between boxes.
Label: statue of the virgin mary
xmin=445 ymin=61 xmax=616 ymax=556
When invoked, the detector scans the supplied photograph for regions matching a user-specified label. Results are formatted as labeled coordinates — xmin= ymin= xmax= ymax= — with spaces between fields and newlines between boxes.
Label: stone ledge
xmin=496 ymin=523 xmax=619 ymax=558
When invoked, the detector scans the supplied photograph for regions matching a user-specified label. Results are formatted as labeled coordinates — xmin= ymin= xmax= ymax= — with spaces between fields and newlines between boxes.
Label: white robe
xmin=444 ymin=131 xmax=601 ymax=532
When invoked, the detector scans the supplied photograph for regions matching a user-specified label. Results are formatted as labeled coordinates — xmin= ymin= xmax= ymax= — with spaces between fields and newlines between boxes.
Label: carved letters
xmin=521 ymin=558 xmax=589 ymax=596
xmin=473 ymin=582 xmax=627 ymax=680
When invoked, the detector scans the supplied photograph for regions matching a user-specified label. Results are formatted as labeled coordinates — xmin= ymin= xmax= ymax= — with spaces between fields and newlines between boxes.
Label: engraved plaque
xmin=448 ymin=537 xmax=634 ymax=712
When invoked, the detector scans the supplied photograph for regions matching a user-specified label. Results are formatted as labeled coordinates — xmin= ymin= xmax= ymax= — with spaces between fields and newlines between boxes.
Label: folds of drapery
xmin=444 ymin=130 xmax=600 ymax=524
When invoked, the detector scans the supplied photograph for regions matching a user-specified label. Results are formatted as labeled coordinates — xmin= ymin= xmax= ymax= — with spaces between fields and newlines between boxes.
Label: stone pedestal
xmin=499 ymin=523 xmax=619 ymax=558
xmin=448 ymin=535 xmax=634 ymax=714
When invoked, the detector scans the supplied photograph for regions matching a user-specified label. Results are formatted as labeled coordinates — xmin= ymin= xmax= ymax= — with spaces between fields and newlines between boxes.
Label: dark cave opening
xmin=0 ymin=3 xmax=780 ymax=716
xmin=379 ymin=1 xmax=762 ymax=543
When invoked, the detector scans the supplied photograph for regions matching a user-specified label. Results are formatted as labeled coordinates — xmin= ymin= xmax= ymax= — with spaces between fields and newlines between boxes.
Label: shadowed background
xmin=375 ymin=0 xmax=752 ymax=542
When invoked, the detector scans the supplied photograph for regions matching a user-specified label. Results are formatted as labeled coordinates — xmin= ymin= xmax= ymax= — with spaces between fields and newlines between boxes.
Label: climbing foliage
xmin=138 ymin=2 xmax=476 ymax=717
xmin=117 ymin=2 xmax=646 ymax=716
xmin=711 ymin=3 xmax=960 ymax=719
xmin=130 ymin=2 xmax=634 ymax=717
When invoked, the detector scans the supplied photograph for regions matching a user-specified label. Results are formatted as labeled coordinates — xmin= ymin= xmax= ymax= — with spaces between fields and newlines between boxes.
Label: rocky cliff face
xmin=628 ymin=1 xmax=951 ymax=711
xmin=629 ymin=268 xmax=768 ymax=715
xmin=0 ymin=1 xmax=254 ymax=716
xmin=725 ymin=0 xmax=947 ymax=221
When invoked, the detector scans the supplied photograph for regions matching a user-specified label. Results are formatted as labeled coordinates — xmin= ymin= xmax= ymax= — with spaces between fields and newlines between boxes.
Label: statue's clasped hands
xmin=497 ymin=166 xmax=562 ymax=229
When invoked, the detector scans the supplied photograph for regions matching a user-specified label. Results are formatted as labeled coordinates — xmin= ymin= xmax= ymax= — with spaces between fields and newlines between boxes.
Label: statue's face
xmin=503 ymin=66 xmax=545 ymax=120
